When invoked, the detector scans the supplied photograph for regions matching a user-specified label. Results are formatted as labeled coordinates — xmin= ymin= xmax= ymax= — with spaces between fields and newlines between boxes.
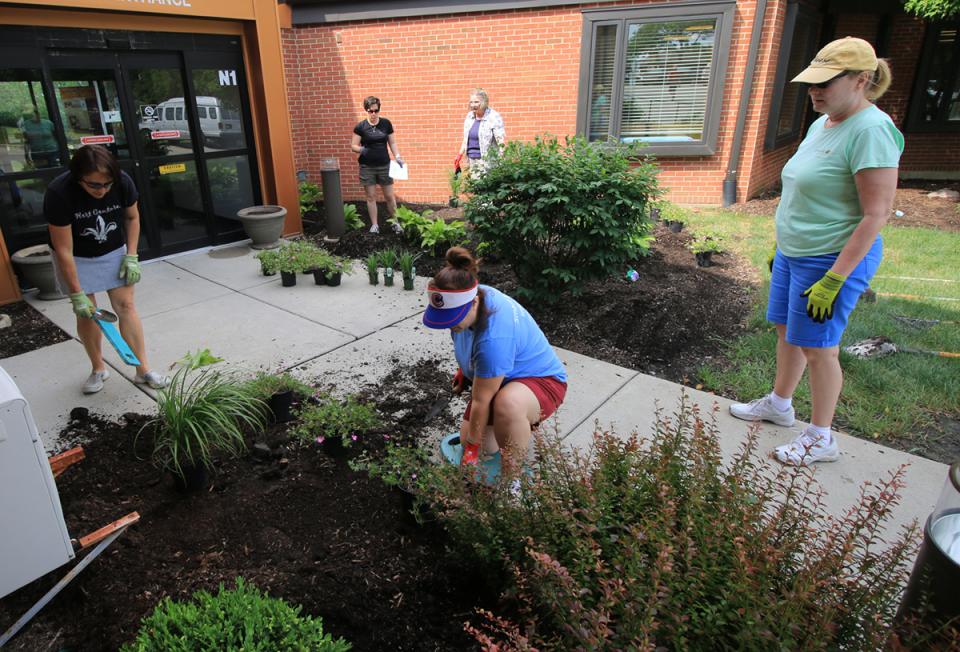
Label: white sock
xmin=769 ymin=392 xmax=792 ymax=412
xmin=806 ymin=424 xmax=832 ymax=444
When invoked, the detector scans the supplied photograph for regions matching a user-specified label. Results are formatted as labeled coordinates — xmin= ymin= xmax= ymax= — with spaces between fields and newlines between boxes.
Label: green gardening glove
xmin=118 ymin=254 xmax=141 ymax=285
xmin=767 ymin=243 xmax=777 ymax=273
xmin=800 ymin=271 xmax=846 ymax=323
xmin=69 ymin=292 xmax=96 ymax=319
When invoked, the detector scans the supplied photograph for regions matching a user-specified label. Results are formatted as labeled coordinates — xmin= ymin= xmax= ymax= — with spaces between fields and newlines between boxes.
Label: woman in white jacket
xmin=458 ymin=88 xmax=505 ymax=176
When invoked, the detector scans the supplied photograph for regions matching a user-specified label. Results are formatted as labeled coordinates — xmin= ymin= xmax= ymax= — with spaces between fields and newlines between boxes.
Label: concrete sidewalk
xmin=3 ymin=242 xmax=946 ymax=544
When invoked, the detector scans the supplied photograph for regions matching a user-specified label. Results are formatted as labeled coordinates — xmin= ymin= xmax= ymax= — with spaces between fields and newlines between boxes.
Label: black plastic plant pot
xmin=448 ymin=197 xmax=459 ymax=208
xmin=402 ymin=276 xmax=415 ymax=291
xmin=268 ymin=390 xmax=295 ymax=424
xmin=368 ymin=271 xmax=379 ymax=286
xmin=326 ymin=272 xmax=342 ymax=287
xmin=312 ymin=269 xmax=327 ymax=285
xmin=695 ymin=252 xmax=713 ymax=267
xmin=173 ymin=462 xmax=208 ymax=493
xmin=897 ymin=510 xmax=960 ymax=633
xmin=261 ymin=264 xmax=276 ymax=277
xmin=280 ymin=271 xmax=297 ymax=287
xmin=650 ymin=206 xmax=661 ymax=221
xmin=384 ymin=270 xmax=395 ymax=287
xmin=321 ymin=436 xmax=347 ymax=458
xmin=668 ymin=221 xmax=683 ymax=233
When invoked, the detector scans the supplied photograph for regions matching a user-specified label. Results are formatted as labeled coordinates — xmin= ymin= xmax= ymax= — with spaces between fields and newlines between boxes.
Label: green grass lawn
xmin=682 ymin=206 xmax=960 ymax=457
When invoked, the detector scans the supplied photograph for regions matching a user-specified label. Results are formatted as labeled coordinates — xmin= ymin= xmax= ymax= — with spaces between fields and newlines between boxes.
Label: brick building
xmin=282 ymin=0 xmax=960 ymax=206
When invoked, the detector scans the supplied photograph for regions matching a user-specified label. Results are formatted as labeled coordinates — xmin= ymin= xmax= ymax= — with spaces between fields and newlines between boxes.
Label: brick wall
xmin=281 ymin=2 xmax=951 ymax=208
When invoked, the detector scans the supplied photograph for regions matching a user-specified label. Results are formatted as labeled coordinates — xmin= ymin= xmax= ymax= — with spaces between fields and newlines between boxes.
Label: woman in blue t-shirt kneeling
xmin=423 ymin=247 xmax=567 ymax=478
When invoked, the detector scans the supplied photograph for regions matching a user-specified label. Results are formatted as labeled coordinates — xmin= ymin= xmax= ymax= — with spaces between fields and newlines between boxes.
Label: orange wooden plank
xmin=77 ymin=512 xmax=140 ymax=550
xmin=48 ymin=447 xmax=85 ymax=478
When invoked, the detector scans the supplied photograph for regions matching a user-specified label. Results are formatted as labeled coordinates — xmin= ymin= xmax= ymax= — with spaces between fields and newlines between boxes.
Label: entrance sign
xmin=150 ymin=130 xmax=181 ymax=140
xmin=80 ymin=135 xmax=115 ymax=145
xmin=158 ymin=163 xmax=187 ymax=175
xmin=218 ymin=70 xmax=238 ymax=86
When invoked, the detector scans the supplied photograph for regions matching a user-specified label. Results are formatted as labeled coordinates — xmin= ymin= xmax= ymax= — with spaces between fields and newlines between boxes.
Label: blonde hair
xmin=469 ymin=88 xmax=489 ymax=110
xmin=865 ymin=58 xmax=892 ymax=101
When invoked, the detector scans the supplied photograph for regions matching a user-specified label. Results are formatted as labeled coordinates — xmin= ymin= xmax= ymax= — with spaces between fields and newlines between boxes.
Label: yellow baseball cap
xmin=791 ymin=37 xmax=878 ymax=84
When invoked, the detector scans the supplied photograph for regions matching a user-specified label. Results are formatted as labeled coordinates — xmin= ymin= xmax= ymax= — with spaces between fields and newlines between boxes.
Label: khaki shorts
xmin=358 ymin=164 xmax=393 ymax=187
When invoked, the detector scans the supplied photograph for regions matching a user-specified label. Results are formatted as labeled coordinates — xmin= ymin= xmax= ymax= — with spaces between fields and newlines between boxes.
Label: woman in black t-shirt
xmin=350 ymin=96 xmax=404 ymax=234
xmin=45 ymin=145 xmax=168 ymax=394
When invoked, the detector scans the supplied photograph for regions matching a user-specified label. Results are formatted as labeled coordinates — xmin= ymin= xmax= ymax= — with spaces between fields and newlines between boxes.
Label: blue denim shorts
xmin=767 ymin=238 xmax=882 ymax=348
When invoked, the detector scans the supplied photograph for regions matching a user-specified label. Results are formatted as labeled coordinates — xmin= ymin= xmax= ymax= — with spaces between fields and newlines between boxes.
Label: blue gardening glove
xmin=395 ymin=157 xmax=404 ymax=168
xmin=69 ymin=292 xmax=96 ymax=319
xmin=801 ymin=271 xmax=847 ymax=323
xmin=767 ymin=243 xmax=777 ymax=273
xmin=118 ymin=254 xmax=141 ymax=285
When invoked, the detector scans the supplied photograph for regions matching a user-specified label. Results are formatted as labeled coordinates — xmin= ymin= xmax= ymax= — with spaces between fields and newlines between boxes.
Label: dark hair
xmin=69 ymin=145 xmax=120 ymax=185
xmin=363 ymin=96 xmax=381 ymax=111
xmin=433 ymin=246 xmax=489 ymax=332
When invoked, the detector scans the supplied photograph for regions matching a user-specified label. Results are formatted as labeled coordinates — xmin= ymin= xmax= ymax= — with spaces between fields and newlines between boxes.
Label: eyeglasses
xmin=366 ymin=108 xmax=380 ymax=114
xmin=80 ymin=178 xmax=114 ymax=190
xmin=810 ymin=72 xmax=849 ymax=89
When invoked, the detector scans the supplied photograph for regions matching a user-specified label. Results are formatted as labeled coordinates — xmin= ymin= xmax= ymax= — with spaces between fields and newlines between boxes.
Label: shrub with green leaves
xmin=419 ymin=218 xmax=466 ymax=252
xmin=465 ymin=136 xmax=659 ymax=301
xmin=389 ymin=206 xmax=433 ymax=243
xmin=688 ymin=230 xmax=725 ymax=254
xmin=243 ymin=372 xmax=313 ymax=401
xmin=298 ymin=181 xmax=322 ymax=216
xmin=121 ymin=578 xmax=351 ymax=652
xmin=343 ymin=203 xmax=363 ymax=231
xmin=382 ymin=397 xmax=924 ymax=651
xmin=292 ymin=394 xmax=381 ymax=448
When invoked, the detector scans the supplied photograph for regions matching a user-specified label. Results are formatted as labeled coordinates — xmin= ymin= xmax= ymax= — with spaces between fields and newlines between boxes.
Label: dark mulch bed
xmin=0 ymin=300 xmax=72 ymax=359
xmin=0 ymin=360 xmax=489 ymax=652
xmin=311 ymin=205 xmax=754 ymax=384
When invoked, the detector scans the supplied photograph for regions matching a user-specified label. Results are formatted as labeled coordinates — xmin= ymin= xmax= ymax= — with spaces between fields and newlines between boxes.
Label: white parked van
xmin=139 ymin=96 xmax=242 ymax=147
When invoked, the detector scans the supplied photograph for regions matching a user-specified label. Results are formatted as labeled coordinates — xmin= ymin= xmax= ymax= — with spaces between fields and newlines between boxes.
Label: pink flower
xmin=351 ymin=434 xmax=358 ymax=441
xmin=316 ymin=436 xmax=325 ymax=444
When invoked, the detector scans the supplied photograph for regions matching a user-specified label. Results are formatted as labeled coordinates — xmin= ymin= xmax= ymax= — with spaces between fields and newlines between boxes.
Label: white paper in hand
xmin=389 ymin=160 xmax=408 ymax=181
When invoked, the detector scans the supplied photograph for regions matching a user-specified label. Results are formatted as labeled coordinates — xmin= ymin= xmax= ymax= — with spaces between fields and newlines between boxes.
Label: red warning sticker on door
xmin=150 ymin=130 xmax=181 ymax=140
xmin=80 ymin=135 xmax=115 ymax=145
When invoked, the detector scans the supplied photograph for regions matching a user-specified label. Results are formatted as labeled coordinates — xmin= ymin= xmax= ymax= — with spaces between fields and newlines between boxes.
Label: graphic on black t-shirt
xmin=44 ymin=171 xmax=139 ymax=259
xmin=354 ymin=118 xmax=393 ymax=166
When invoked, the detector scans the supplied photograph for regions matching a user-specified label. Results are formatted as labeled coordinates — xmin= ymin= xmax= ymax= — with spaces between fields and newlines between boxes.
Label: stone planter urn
xmin=11 ymin=244 xmax=64 ymax=300
xmin=236 ymin=205 xmax=287 ymax=250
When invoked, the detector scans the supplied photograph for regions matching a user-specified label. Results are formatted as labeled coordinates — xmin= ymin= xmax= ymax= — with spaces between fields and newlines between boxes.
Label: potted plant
xmin=659 ymin=203 xmax=686 ymax=233
xmin=448 ymin=169 xmax=462 ymax=208
xmin=277 ymin=247 xmax=303 ymax=287
xmin=325 ymin=256 xmax=351 ymax=287
xmin=689 ymin=232 xmax=724 ymax=267
xmin=366 ymin=253 xmax=379 ymax=285
xmin=379 ymin=248 xmax=398 ymax=287
xmin=243 ymin=372 xmax=313 ymax=424
xmin=11 ymin=245 xmax=64 ymax=300
xmin=399 ymin=251 xmax=418 ymax=291
xmin=143 ymin=366 xmax=268 ymax=492
xmin=255 ymin=249 xmax=279 ymax=276
xmin=350 ymin=444 xmax=434 ymax=524
xmin=292 ymin=394 xmax=381 ymax=458
xmin=305 ymin=248 xmax=334 ymax=286
xmin=236 ymin=205 xmax=288 ymax=250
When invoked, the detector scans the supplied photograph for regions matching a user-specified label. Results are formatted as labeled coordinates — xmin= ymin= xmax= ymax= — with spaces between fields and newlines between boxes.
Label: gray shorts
xmin=359 ymin=164 xmax=393 ymax=187
xmin=52 ymin=245 xmax=127 ymax=295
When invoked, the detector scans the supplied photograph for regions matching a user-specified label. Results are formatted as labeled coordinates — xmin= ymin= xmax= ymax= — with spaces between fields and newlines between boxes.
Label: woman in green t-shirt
xmin=729 ymin=37 xmax=903 ymax=466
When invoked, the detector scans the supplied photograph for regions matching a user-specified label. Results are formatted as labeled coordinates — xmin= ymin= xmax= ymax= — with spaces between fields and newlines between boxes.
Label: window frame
xmin=905 ymin=21 xmax=960 ymax=133
xmin=764 ymin=1 xmax=819 ymax=150
xmin=577 ymin=0 xmax=736 ymax=156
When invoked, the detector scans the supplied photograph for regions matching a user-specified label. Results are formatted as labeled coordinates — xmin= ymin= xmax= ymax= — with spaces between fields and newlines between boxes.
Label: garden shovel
xmin=843 ymin=336 xmax=960 ymax=360
xmin=91 ymin=309 xmax=141 ymax=367
xmin=423 ymin=390 xmax=452 ymax=423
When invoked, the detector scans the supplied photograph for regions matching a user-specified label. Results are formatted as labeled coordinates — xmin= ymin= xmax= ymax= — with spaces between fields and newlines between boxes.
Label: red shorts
xmin=463 ymin=376 xmax=567 ymax=425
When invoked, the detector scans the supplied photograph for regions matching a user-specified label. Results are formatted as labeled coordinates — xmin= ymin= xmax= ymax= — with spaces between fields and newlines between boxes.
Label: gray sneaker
xmin=134 ymin=370 xmax=169 ymax=389
xmin=369 ymin=224 xmax=380 ymax=234
xmin=729 ymin=394 xmax=795 ymax=426
xmin=774 ymin=429 xmax=840 ymax=466
xmin=82 ymin=369 xmax=110 ymax=394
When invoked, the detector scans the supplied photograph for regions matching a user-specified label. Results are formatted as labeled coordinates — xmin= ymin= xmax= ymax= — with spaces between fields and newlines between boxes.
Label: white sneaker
xmin=82 ymin=369 xmax=110 ymax=394
xmin=774 ymin=429 xmax=840 ymax=466
xmin=729 ymin=394 xmax=795 ymax=426
xmin=134 ymin=370 xmax=169 ymax=389
xmin=369 ymin=224 xmax=380 ymax=234
xmin=391 ymin=222 xmax=403 ymax=234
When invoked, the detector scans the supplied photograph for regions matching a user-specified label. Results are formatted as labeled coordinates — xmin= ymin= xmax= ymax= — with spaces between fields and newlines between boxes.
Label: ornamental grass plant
xmin=143 ymin=366 xmax=268 ymax=481
xmin=376 ymin=397 xmax=928 ymax=650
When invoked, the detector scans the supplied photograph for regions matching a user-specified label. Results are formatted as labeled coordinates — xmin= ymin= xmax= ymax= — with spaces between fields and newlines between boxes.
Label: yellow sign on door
xmin=158 ymin=163 xmax=187 ymax=175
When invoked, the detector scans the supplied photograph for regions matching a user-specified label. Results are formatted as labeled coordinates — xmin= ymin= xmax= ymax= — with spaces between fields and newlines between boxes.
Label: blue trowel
xmin=91 ymin=309 xmax=141 ymax=367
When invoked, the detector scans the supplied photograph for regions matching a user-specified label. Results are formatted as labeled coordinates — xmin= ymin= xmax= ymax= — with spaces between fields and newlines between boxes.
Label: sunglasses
xmin=810 ymin=72 xmax=849 ymax=89
xmin=366 ymin=108 xmax=380 ymax=114
xmin=80 ymin=178 xmax=114 ymax=190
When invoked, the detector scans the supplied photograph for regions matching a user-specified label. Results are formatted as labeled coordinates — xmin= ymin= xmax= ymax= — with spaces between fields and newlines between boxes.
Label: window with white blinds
xmin=579 ymin=3 xmax=733 ymax=156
